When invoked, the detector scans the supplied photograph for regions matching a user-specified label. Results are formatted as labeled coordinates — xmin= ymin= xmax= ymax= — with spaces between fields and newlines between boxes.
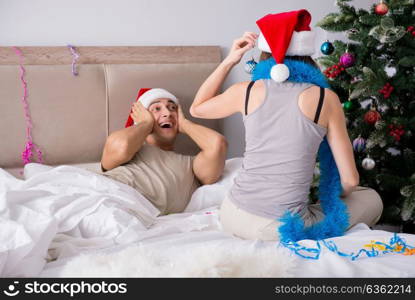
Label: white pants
xmin=219 ymin=186 xmax=383 ymax=241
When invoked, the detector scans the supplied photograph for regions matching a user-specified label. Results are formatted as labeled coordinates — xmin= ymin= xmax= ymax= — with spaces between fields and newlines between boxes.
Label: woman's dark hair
xmin=259 ymin=52 xmax=320 ymax=69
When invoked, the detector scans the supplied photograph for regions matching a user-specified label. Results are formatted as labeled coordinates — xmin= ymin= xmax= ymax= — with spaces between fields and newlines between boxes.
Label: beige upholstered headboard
xmin=0 ymin=46 xmax=221 ymax=178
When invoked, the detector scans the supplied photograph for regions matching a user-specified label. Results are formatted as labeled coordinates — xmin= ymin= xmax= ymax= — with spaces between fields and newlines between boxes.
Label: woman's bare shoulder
xmin=323 ymin=89 xmax=345 ymax=118
xmin=325 ymin=88 xmax=341 ymax=103
xmin=298 ymin=86 xmax=342 ymax=128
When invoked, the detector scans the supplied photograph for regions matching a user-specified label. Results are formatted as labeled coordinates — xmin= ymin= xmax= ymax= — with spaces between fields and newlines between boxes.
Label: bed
xmin=1 ymin=46 xmax=414 ymax=278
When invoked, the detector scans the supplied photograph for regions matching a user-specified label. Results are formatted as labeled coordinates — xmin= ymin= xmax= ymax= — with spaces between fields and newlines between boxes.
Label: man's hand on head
xmin=131 ymin=101 xmax=154 ymax=131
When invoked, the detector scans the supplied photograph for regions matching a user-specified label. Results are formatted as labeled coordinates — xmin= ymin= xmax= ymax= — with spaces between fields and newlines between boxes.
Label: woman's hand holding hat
xmin=223 ymin=32 xmax=258 ymax=66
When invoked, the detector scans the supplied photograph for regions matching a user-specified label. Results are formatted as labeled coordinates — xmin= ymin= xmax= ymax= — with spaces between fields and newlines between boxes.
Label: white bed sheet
xmin=40 ymin=208 xmax=415 ymax=278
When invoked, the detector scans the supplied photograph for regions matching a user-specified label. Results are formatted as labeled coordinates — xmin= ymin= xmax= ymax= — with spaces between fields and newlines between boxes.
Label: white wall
xmin=0 ymin=0 xmax=376 ymax=157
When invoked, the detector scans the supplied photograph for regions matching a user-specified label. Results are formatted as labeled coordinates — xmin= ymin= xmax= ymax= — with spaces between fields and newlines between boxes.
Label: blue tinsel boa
xmin=252 ymin=57 xmax=330 ymax=88
xmin=251 ymin=58 xmax=349 ymax=242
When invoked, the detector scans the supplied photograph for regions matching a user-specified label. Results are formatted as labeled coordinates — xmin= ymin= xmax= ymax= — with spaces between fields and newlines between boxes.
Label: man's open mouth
xmin=159 ymin=122 xmax=173 ymax=129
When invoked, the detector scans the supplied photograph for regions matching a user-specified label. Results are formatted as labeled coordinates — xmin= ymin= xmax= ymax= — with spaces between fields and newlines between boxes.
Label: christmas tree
xmin=316 ymin=0 xmax=415 ymax=231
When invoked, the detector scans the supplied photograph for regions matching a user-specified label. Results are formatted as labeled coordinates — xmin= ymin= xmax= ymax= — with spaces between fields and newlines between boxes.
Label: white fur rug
xmin=60 ymin=242 xmax=296 ymax=277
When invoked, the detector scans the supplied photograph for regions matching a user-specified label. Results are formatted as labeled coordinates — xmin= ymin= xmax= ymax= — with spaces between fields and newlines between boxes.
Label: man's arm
xmin=101 ymin=102 xmax=154 ymax=171
xmin=178 ymin=107 xmax=227 ymax=185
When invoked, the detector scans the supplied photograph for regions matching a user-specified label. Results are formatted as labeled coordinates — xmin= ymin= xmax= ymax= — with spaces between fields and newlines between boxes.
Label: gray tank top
xmin=229 ymin=80 xmax=327 ymax=220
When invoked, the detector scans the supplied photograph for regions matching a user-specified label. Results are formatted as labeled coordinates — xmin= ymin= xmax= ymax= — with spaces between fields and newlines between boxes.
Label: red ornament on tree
xmin=364 ymin=107 xmax=381 ymax=125
xmin=375 ymin=1 xmax=389 ymax=16
xmin=407 ymin=25 xmax=415 ymax=37
xmin=389 ymin=124 xmax=405 ymax=141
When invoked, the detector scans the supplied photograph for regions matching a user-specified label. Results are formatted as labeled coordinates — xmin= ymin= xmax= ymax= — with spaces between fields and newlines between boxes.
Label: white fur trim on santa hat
xmin=270 ymin=64 xmax=290 ymax=82
xmin=257 ymin=32 xmax=271 ymax=53
xmin=286 ymin=31 xmax=315 ymax=56
xmin=257 ymin=31 xmax=315 ymax=56
xmin=139 ymin=88 xmax=179 ymax=108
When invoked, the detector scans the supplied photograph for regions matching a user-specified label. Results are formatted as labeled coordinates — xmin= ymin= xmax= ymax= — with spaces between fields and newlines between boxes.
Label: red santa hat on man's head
xmin=125 ymin=88 xmax=179 ymax=128
xmin=256 ymin=9 xmax=316 ymax=82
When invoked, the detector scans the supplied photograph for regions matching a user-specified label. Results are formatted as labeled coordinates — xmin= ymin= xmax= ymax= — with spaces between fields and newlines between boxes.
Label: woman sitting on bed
xmin=190 ymin=9 xmax=383 ymax=241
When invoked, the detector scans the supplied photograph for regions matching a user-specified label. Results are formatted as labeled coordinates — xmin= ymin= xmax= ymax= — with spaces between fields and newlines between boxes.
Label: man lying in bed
xmin=100 ymin=88 xmax=227 ymax=215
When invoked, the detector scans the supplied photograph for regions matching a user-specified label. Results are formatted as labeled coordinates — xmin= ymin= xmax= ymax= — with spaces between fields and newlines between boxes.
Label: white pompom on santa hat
xmin=256 ymin=9 xmax=316 ymax=82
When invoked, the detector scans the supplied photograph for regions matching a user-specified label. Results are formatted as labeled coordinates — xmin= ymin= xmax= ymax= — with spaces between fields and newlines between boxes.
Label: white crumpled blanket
xmin=2 ymin=158 xmax=415 ymax=278
xmin=0 ymin=163 xmax=159 ymax=277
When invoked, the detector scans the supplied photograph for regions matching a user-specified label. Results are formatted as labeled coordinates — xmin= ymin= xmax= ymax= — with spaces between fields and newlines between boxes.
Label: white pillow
xmin=184 ymin=158 xmax=243 ymax=212
xmin=24 ymin=162 xmax=102 ymax=180
xmin=24 ymin=163 xmax=54 ymax=179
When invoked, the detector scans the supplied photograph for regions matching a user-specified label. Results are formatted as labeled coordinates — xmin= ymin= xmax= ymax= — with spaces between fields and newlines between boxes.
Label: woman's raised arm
xmin=190 ymin=32 xmax=258 ymax=119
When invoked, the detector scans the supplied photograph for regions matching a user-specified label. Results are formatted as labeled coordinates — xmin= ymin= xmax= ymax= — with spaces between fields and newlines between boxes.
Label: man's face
xmin=148 ymin=98 xmax=179 ymax=143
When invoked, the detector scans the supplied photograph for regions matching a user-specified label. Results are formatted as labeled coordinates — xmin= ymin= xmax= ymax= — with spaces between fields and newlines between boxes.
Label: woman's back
xmin=228 ymin=79 xmax=327 ymax=219
xmin=190 ymin=13 xmax=369 ymax=241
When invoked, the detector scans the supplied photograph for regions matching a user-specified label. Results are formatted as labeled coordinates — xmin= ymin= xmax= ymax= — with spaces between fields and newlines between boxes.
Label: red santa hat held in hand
xmin=125 ymin=88 xmax=179 ymax=127
xmin=256 ymin=9 xmax=316 ymax=82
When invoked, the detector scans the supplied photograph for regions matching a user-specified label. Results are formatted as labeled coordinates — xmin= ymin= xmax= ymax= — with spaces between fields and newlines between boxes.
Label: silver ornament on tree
xmin=362 ymin=155 xmax=376 ymax=170
xmin=244 ymin=57 xmax=257 ymax=74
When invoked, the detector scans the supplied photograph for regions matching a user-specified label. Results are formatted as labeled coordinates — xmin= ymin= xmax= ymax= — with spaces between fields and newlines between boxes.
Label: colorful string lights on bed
xmin=12 ymin=46 xmax=44 ymax=167
xmin=280 ymin=233 xmax=415 ymax=261
xmin=67 ymin=45 xmax=80 ymax=76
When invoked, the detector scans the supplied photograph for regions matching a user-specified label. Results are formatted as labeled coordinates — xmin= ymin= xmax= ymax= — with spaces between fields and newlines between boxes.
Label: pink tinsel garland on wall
xmin=12 ymin=46 xmax=44 ymax=166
